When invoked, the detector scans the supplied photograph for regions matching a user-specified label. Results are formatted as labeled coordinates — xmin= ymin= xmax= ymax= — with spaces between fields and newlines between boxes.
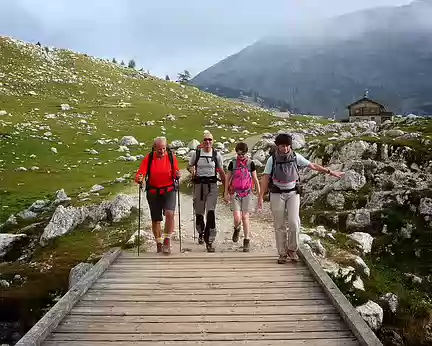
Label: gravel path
xmin=125 ymin=173 xmax=278 ymax=256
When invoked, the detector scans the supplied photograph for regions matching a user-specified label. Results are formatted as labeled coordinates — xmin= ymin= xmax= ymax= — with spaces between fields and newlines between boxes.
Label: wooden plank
xmin=114 ymin=258 xmax=285 ymax=264
xmin=55 ymin=320 xmax=348 ymax=334
xmin=107 ymin=265 xmax=308 ymax=271
xmin=91 ymin=281 xmax=320 ymax=290
xmin=299 ymin=245 xmax=382 ymax=346
xmin=100 ymin=270 xmax=312 ymax=278
xmin=44 ymin=339 xmax=359 ymax=346
xmin=47 ymin=330 xmax=355 ymax=341
xmin=81 ymin=293 xmax=328 ymax=302
xmin=119 ymin=252 xmax=276 ymax=259
xmin=62 ymin=313 xmax=343 ymax=324
xmin=96 ymin=275 xmax=315 ymax=284
xmin=69 ymin=305 xmax=338 ymax=315
xmin=76 ymin=299 xmax=331 ymax=308
xmin=86 ymin=286 xmax=324 ymax=296
xmin=15 ymin=248 xmax=122 ymax=346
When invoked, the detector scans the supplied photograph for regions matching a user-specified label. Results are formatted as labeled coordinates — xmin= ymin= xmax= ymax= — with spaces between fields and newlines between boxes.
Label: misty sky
xmin=0 ymin=0 xmax=412 ymax=79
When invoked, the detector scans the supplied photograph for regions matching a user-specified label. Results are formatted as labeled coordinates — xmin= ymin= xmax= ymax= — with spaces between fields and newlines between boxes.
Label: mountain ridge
xmin=191 ymin=0 xmax=432 ymax=118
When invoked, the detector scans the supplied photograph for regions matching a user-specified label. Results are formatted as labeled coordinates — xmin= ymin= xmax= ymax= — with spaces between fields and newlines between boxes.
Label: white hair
xmin=154 ymin=136 xmax=167 ymax=144
xmin=203 ymin=130 xmax=213 ymax=138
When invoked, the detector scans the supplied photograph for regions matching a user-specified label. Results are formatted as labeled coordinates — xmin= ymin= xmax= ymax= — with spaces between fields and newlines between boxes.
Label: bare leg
xmin=241 ymin=212 xmax=250 ymax=239
xmin=152 ymin=221 xmax=162 ymax=243
xmin=164 ymin=210 xmax=175 ymax=237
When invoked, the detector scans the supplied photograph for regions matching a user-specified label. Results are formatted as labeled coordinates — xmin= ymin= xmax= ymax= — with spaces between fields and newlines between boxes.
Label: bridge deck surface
xmin=43 ymin=251 xmax=360 ymax=346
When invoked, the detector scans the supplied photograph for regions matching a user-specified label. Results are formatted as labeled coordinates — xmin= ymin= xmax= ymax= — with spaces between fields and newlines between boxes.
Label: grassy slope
xmin=0 ymin=36 xmax=280 ymax=222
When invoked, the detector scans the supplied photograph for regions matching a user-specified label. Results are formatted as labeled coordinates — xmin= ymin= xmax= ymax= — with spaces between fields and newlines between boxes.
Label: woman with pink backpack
xmin=224 ymin=142 xmax=260 ymax=252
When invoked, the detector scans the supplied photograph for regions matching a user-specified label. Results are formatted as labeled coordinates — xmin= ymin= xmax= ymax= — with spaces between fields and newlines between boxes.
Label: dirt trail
xmin=124 ymin=133 xmax=280 ymax=256
xmin=124 ymin=173 xmax=277 ymax=256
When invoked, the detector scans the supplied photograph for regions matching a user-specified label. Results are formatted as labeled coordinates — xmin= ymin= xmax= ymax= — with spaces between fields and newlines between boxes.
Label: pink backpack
xmin=230 ymin=158 xmax=253 ymax=197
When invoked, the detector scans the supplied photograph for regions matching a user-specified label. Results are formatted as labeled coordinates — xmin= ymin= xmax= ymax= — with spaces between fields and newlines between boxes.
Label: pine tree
xmin=165 ymin=75 xmax=170 ymax=81
xmin=177 ymin=70 xmax=191 ymax=84
xmin=128 ymin=59 xmax=136 ymax=69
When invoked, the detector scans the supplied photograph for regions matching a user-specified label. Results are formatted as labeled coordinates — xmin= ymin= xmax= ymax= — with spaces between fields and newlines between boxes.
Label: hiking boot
xmin=232 ymin=226 xmax=241 ymax=243
xmin=277 ymin=255 xmax=288 ymax=264
xmin=288 ymin=250 xmax=299 ymax=262
xmin=243 ymin=239 xmax=250 ymax=252
xmin=163 ymin=238 xmax=171 ymax=255
xmin=156 ymin=243 xmax=163 ymax=253
xmin=206 ymin=243 xmax=215 ymax=253
xmin=198 ymin=233 xmax=204 ymax=245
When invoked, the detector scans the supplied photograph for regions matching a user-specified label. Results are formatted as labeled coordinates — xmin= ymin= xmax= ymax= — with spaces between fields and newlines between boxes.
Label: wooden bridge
xmin=16 ymin=247 xmax=382 ymax=346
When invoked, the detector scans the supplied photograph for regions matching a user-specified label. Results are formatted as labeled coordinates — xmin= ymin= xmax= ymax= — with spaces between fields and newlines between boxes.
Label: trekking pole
xmin=192 ymin=178 xmax=196 ymax=242
xmin=137 ymin=182 xmax=142 ymax=256
xmin=176 ymin=178 xmax=182 ymax=253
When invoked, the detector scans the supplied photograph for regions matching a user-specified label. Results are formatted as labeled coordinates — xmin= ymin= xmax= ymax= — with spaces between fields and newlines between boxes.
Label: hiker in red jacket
xmin=136 ymin=137 xmax=180 ymax=254
xmin=224 ymin=142 xmax=260 ymax=252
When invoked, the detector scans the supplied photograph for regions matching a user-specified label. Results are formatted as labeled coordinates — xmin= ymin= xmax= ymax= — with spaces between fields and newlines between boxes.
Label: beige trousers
xmin=270 ymin=192 xmax=301 ymax=255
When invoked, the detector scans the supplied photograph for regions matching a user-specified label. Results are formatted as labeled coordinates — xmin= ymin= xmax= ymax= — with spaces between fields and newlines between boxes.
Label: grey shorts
xmin=232 ymin=193 xmax=253 ymax=213
xmin=193 ymin=183 xmax=218 ymax=215
xmin=146 ymin=190 xmax=176 ymax=222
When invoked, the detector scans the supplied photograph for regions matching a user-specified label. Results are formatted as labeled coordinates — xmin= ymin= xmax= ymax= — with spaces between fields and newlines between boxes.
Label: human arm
xmin=216 ymin=152 xmax=226 ymax=187
xmin=257 ymin=157 xmax=273 ymax=209
xmin=252 ymin=171 xmax=261 ymax=196
xmin=250 ymin=161 xmax=261 ymax=196
xmin=135 ymin=154 xmax=149 ymax=184
xmin=187 ymin=151 xmax=196 ymax=176
xmin=307 ymin=162 xmax=345 ymax=178
xmin=296 ymin=153 xmax=344 ymax=179
xmin=172 ymin=155 xmax=181 ymax=180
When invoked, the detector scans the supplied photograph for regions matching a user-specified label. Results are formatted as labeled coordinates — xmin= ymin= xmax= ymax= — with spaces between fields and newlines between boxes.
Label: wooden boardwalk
xmin=17 ymin=249 xmax=382 ymax=346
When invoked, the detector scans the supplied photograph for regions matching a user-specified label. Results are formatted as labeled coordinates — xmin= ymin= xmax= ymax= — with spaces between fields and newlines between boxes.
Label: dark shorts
xmin=146 ymin=190 xmax=176 ymax=222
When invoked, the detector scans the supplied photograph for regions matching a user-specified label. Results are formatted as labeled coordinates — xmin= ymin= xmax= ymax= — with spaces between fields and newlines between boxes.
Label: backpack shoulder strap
xmin=247 ymin=159 xmax=253 ymax=172
xmin=194 ymin=148 xmax=201 ymax=167
xmin=231 ymin=157 xmax=237 ymax=171
xmin=145 ymin=151 xmax=154 ymax=184
xmin=270 ymin=153 xmax=276 ymax=177
xmin=212 ymin=149 xmax=219 ymax=168
xmin=292 ymin=151 xmax=301 ymax=183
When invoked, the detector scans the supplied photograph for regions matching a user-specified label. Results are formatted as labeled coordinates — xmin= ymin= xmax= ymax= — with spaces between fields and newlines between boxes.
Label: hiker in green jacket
xmin=224 ymin=142 xmax=260 ymax=252
xmin=258 ymin=133 xmax=344 ymax=264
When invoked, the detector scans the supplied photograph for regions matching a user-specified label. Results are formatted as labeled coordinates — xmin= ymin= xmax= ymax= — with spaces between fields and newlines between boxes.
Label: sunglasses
xmin=237 ymin=152 xmax=245 ymax=156
xmin=203 ymin=138 xmax=213 ymax=142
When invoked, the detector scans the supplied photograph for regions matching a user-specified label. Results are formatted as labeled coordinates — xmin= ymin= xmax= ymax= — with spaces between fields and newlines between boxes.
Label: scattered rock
xmin=60 ymin=103 xmax=71 ymax=111
xmin=187 ymin=139 xmax=200 ymax=150
xmin=379 ymin=293 xmax=399 ymax=313
xmin=120 ymin=136 xmax=139 ymax=146
xmin=90 ymin=184 xmax=104 ymax=193
xmin=309 ymin=239 xmax=326 ymax=257
xmin=356 ymin=300 xmax=383 ymax=331
xmin=68 ymin=262 xmax=93 ymax=289
xmin=0 ymin=233 xmax=27 ymax=257
xmin=348 ymin=232 xmax=373 ymax=253
xmin=346 ymin=209 xmax=371 ymax=230
xmin=0 ymin=279 xmax=10 ymax=288
xmin=53 ymin=189 xmax=71 ymax=205
xmin=16 ymin=209 xmax=37 ymax=220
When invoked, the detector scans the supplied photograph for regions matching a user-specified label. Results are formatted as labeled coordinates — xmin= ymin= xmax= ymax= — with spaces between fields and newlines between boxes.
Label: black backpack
xmin=193 ymin=147 xmax=220 ymax=183
xmin=145 ymin=148 xmax=175 ymax=192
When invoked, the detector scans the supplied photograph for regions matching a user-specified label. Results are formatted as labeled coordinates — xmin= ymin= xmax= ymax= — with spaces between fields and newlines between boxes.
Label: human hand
xmin=189 ymin=166 xmax=196 ymax=177
xmin=137 ymin=174 xmax=144 ymax=183
xmin=330 ymin=171 xmax=345 ymax=179
xmin=257 ymin=196 xmax=263 ymax=211
xmin=224 ymin=192 xmax=231 ymax=204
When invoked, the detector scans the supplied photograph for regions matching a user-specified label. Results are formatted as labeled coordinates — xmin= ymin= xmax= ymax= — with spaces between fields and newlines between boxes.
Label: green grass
xmin=0 ymin=36 xmax=292 ymax=222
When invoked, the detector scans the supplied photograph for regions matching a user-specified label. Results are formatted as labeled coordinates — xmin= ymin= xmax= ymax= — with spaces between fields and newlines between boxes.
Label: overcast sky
xmin=0 ymin=0 xmax=412 ymax=79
